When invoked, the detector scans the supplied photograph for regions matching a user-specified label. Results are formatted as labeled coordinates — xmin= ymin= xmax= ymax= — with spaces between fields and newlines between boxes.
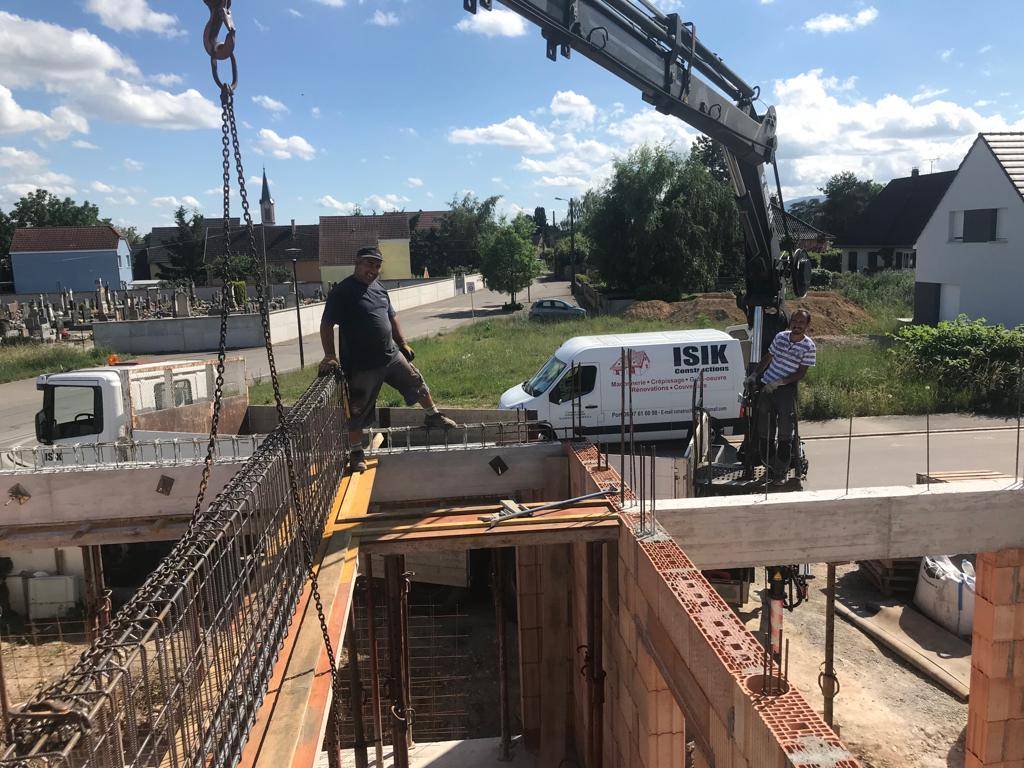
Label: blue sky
xmin=0 ymin=0 xmax=1021 ymax=232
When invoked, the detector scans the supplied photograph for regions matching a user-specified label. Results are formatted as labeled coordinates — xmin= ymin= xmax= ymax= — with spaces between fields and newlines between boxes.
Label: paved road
xmin=0 ymin=278 xmax=573 ymax=449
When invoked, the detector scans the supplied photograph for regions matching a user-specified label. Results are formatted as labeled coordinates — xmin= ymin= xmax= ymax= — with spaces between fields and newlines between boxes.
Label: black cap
xmin=356 ymin=245 xmax=384 ymax=262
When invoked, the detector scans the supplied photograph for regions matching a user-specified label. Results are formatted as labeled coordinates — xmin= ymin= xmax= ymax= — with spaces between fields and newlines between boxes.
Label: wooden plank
xmin=360 ymin=520 xmax=619 ymax=554
xmin=538 ymin=544 xmax=571 ymax=768
xmin=654 ymin=479 xmax=1024 ymax=569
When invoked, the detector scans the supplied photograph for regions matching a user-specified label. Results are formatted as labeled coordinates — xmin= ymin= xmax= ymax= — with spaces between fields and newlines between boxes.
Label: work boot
xmin=348 ymin=449 xmax=367 ymax=474
xmin=424 ymin=412 xmax=458 ymax=430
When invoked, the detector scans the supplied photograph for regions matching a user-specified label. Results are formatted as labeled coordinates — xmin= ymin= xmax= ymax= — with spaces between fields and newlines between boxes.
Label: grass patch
xmin=0 ymin=342 xmax=116 ymax=385
xmin=835 ymin=271 xmax=915 ymax=334
xmin=251 ymin=315 xmax=700 ymax=407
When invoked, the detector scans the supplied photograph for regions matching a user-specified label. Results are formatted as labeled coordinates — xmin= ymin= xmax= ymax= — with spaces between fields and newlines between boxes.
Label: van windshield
xmin=523 ymin=355 xmax=567 ymax=396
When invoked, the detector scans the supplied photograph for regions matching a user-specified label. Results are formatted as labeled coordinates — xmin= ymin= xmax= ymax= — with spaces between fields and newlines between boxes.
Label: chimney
xmin=911 ymin=167 xmax=920 ymax=177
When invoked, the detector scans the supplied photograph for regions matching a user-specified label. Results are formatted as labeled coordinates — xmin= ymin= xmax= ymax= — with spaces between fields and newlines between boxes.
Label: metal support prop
xmin=80 ymin=545 xmax=109 ymax=643
xmin=586 ymin=541 xmax=605 ymax=768
xmin=364 ymin=557 xmax=385 ymax=767
xmin=821 ymin=563 xmax=839 ymax=726
xmin=493 ymin=550 xmax=513 ymax=761
xmin=384 ymin=556 xmax=410 ymax=768
xmin=401 ymin=567 xmax=414 ymax=749
xmin=347 ymin=585 xmax=369 ymax=768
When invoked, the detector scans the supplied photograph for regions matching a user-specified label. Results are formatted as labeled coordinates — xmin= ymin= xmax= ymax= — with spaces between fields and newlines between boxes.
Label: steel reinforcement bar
xmin=1 ymin=374 xmax=347 ymax=768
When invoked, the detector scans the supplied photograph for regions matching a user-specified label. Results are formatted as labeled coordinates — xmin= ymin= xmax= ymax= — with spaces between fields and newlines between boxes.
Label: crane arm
xmin=463 ymin=0 xmax=810 ymax=358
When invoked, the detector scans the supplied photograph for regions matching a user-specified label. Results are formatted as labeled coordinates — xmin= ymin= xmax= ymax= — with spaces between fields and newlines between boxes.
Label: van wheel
xmin=537 ymin=423 xmax=557 ymax=441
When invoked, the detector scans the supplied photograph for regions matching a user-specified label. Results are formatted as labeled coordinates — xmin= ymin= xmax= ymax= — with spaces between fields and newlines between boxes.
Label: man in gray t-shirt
xmin=319 ymin=246 xmax=456 ymax=472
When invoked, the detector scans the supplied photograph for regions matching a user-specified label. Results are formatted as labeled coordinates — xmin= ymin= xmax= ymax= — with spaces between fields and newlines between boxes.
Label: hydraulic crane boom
xmin=463 ymin=0 xmax=811 ymax=360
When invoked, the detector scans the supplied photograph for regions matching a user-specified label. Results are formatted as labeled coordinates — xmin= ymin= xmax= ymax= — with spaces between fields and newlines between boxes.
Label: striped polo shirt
xmin=763 ymin=330 xmax=816 ymax=385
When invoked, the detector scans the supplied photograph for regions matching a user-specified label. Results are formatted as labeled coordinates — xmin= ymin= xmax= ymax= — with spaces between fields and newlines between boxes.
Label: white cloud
xmin=318 ymin=195 xmax=358 ymax=213
xmin=254 ymin=128 xmax=316 ymax=160
xmin=253 ymin=95 xmax=289 ymax=113
xmin=0 ymin=146 xmax=46 ymax=172
xmin=370 ymin=10 xmax=399 ymax=27
xmin=72 ymin=139 xmax=100 ymax=149
xmin=770 ymin=68 xmax=1024 ymax=197
xmin=975 ymin=100 xmax=994 ymax=108
xmin=407 ymin=177 xmax=424 ymax=188
xmin=606 ymin=109 xmax=696 ymax=148
xmin=6 ymin=170 xmax=77 ymax=198
xmin=288 ymin=8 xmax=304 ymax=17
xmin=0 ymin=13 xmax=219 ymax=131
xmin=311 ymin=106 xmax=321 ymax=119
xmin=803 ymin=7 xmax=878 ymax=34
xmin=105 ymin=194 xmax=137 ymax=206
xmin=449 ymin=116 xmax=555 ymax=153
xmin=400 ymin=127 xmax=418 ymax=137
xmin=455 ymin=9 xmax=526 ymax=38
xmin=979 ymin=44 xmax=993 ymax=54
xmin=550 ymin=91 xmax=597 ymax=127
xmin=940 ymin=48 xmax=954 ymax=62
xmin=911 ymin=87 xmax=949 ymax=104
xmin=312 ymin=0 xmax=345 ymax=6
xmin=123 ymin=158 xmax=144 ymax=171
xmin=364 ymin=193 xmax=410 ymax=211
xmin=0 ymin=86 xmax=89 ymax=140
xmin=537 ymin=176 xmax=588 ymax=188
xmin=84 ymin=0 xmax=182 ymax=37
xmin=151 ymin=195 xmax=201 ymax=209
xmin=150 ymin=72 xmax=183 ymax=86
xmin=91 ymin=180 xmax=114 ymax=193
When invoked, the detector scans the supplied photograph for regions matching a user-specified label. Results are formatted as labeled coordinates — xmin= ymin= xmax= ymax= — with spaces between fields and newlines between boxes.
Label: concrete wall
xmin=916 ymin=140 xmax=1024 ymax=327
xmin=94 ymin=273 xmax=483 ymax=354
xmin=12 ymin=242 xmax=132 ymax=294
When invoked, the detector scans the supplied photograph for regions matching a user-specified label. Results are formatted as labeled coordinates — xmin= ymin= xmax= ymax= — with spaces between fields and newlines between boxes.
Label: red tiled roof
xmin=319 ymin=213 xmax=410 ymax=267
xmin=10 ymin=225 xmax=123 ymax=253
xmin=411 ymin=210 xmax=448 ymax=231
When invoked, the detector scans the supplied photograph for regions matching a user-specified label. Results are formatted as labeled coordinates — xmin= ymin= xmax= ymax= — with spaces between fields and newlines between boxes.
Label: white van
xmin=498 ymin=329 xmax=746 ymax=441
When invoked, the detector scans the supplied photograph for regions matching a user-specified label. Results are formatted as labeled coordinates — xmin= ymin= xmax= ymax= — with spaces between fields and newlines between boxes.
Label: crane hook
xmin=203 ymin=0 xmax=235 ymax=61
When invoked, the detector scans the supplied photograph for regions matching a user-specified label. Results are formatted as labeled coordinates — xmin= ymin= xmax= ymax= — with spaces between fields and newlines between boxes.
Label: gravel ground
xmin=739 ymin=563 xmax=967 ymax=768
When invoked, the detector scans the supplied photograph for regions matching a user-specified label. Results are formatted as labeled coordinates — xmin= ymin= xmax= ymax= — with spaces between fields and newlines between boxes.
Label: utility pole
xmin=285 ymin=248 xmax=304 ymax=368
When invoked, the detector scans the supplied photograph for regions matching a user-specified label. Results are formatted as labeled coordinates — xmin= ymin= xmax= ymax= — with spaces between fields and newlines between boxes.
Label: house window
xmin=963 ymin=209 xmax=999 ymax=243
xmin=847 ymin=252 xmax=858 ymax=272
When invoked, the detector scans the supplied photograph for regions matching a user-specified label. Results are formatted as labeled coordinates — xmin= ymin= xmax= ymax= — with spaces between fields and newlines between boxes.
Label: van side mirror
xmin=35 ymin=409 xmax=52 ymax=445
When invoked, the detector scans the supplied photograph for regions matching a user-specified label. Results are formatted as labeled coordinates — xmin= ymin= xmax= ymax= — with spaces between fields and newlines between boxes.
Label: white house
xmin=914 ymin=133 xmax=1024 ymax=327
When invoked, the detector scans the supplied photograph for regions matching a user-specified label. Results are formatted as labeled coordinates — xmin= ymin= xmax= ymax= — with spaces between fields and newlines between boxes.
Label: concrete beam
xmin=654 ymin=478 xmax=1024 ymax=569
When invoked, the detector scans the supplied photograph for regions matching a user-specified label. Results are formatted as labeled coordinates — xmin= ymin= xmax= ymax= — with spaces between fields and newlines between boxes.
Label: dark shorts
xmin=345 ymin=353 xmax=430 ymax=430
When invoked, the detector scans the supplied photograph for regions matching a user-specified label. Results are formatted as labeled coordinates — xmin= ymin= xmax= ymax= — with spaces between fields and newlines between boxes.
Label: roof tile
xmin=835 ymin=170 xmax=956 ymax=247
xmin=10 ymin=226 xmax=123 ymax=253
xmin=319 ymin=213 xmax=410 ymax=267
xmin=981 ymin=132 xmax=1024 ymax=203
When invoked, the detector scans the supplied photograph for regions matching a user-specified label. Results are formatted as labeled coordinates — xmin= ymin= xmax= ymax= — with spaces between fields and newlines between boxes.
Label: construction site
xmin=1 ymin=1 xmax=1022 ymax=768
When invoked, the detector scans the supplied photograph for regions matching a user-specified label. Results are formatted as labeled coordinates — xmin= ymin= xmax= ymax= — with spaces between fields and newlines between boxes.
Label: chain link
xmin=195 ymin=5 xmax=348 ymax=746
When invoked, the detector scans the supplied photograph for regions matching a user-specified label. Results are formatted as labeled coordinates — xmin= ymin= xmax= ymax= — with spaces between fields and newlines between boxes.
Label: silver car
xmin=529 ymin=298 xmax=587 ymax=320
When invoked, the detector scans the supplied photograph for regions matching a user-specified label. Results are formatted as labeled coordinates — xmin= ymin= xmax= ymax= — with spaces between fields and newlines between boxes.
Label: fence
xmin=0 ymin=373 xmax=348 ymax=767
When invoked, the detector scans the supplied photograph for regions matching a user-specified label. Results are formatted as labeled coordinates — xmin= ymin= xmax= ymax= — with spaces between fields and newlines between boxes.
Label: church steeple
xmin=259 ymin=167 xmax=275 ymax=225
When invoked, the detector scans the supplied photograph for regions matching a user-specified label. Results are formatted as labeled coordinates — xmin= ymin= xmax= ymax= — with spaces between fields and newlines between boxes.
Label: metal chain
xmin=201 ymin=0 xmax=347 ymax=748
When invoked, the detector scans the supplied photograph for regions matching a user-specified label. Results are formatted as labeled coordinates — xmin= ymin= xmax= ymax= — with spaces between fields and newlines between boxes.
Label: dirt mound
xmin=623 ymin=291 xmax=871 ymax=335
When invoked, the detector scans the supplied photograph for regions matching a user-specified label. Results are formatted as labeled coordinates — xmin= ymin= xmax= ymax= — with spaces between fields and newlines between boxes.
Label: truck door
xmin=547 ymin=364 xmax=600 ymax=438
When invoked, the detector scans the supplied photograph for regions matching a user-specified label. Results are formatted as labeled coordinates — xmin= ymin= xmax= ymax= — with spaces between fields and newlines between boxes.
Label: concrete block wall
xmin=566 ymin=442 xmax=860 ymax=768
xmin=968 ymin=548 xmax=1024 ymax=767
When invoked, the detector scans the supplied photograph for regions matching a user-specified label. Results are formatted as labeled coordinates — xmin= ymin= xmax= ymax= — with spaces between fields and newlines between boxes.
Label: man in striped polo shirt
xmin=750 ymin=309 xmax=816 ymax=477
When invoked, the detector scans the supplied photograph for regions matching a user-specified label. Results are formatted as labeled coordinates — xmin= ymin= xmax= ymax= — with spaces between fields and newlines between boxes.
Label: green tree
xmin=0 ymin=210 xmax=13 ymax=283
xmin=436 ymin=193 xmax=501 ymax=272
xmin=480 ymin=223 xmax=542 ymax=307
xmin=533 ymin=206 xmax=548 ymax=245
xmin=819 ymin=172 xmax=883 ymax=240
xmin=118 ymin=225 xmax=143 ymax=250
xmin=788 ymin=198 xmax=825 ymax=230
xmin=584 ymin=144 xmax=741 ymax=300
xmin=690 ymin=136 xmax=731 ymax=185
xmin=160 ymin=206 xmax=209 ymax=286
xmin=409 ymin=212 xmax=448 ymax=277
xmin=9 ymin=189 xmax=107 ymax=229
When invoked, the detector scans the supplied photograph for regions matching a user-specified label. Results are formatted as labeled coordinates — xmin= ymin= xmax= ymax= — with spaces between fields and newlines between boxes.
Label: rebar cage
xmin=1 ymin=374 xmax=347 ymax=768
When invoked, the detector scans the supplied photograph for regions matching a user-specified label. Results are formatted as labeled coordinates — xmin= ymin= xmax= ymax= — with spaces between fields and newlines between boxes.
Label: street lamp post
xmin=285 ymin=248 xmax=304 ymax=369
xmin=555 ymin=197 xmax=576 ymax=292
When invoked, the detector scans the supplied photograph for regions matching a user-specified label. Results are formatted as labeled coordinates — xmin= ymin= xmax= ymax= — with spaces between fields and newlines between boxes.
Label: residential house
xmin=835 ymin=169 xmax=956 ymax=273
xmin=10 ymin=226 xmax=132 ymax=293
xmin=914 ymin=133 xmax=1024 ymax=327
xmin=319 ymin=213 xmax=412 ymax=284
xmin=771 ymin=203 xmax=834 ymax=253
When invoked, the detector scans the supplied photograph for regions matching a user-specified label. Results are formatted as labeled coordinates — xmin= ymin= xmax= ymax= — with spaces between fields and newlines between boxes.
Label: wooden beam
xmin=654 ymin=478 xmax=1024 ymax=569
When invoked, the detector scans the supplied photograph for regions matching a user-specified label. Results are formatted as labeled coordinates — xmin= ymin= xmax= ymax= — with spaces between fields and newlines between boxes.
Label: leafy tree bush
xmin=893 ymin=317 xmax=1024 ymax=411
xmin=836 ymin=271 xmax=914 ymax=314
xmin=810 ymin=268 xmax=835 ymax=289
xmin=813 ymin=249 xmax=842 ymax=272
xmin=480 ymin=223 xmax=542 ymax=307
xmin=819 ymin=172 xmax=883 ymax=240
xmin=584 ymin=144 xmax=740 ymax=300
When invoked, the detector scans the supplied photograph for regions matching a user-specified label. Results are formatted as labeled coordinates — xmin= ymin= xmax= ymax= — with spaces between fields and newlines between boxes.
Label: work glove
xmin=318 ymin=356 xmax=340 ymax=377
xmin=744 ymin=372 xmax=758 ymax=387
xmin=400 ymin=344 xmax=416 ymax=363
xmin=762 ymin=380 xmax=780 ymax=395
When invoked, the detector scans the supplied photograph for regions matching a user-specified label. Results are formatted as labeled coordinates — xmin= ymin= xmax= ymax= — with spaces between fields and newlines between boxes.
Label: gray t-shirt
xmin=322 ymin=276 xmax=397 ymax=371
